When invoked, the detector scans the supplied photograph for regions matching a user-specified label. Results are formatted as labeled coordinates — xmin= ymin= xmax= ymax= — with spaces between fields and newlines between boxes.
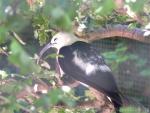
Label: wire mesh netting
xmin=92 ymin=38 xmax=150 ymax=110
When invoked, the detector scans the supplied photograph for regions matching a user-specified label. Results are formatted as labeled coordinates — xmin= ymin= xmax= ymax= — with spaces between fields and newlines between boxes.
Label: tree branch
xmin=74 ymin=24 xmax=150 ymax=44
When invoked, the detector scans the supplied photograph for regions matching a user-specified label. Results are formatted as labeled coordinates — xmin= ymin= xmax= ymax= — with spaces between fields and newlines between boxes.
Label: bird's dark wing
xmin=58 ymin=41 xmax=118 ymax=93
xmin=58 ymin=41 xmax=122 ymax=112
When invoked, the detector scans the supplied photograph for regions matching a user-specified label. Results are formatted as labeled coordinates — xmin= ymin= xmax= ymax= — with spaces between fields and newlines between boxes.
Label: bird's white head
xmin=39 ymin=32 xmax=87 ymax=59
xmin=50 ymin=32 xmax=81 ymax=50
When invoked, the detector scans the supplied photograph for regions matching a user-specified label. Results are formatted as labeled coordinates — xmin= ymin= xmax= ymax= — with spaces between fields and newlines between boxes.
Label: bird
xmin=39 ymin=32 xmax=123 ymax=113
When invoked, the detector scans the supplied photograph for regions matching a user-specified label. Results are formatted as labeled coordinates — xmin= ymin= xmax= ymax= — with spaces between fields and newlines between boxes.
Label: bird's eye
xmin=54 ymin=38 xmax=57 ymax=41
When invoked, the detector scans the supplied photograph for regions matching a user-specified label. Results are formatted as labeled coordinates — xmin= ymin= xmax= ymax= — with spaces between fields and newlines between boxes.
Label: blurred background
xmin=0 ymin=0 xmax=150 ymax=113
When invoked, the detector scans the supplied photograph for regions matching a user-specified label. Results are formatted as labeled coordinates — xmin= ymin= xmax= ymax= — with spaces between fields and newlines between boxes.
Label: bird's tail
xmin=109 ymin=92 xmax=123 ymax=113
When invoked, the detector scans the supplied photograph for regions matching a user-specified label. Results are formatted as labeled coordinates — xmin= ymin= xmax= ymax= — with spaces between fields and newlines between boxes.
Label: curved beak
xmin=37 ymin=43 xmax=52 ymax=64
xmin=39 ymin=43 xmax=52 ymax=57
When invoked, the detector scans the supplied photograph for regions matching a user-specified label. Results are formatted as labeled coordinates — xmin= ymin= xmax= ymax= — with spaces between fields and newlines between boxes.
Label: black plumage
xmin=39 ymin=32 xmax=123 ymax=113
xmin=58 ymin=41 xmax=122 ymax=113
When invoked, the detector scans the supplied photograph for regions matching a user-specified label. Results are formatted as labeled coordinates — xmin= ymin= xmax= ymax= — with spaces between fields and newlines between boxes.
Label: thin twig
xmin=9 ymin=31 xmax=26 ymax=45
xmin=0 ymin=47 xmax=9 ymax=56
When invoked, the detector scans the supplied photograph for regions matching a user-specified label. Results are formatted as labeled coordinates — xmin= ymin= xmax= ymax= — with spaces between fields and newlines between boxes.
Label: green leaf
xmin=35 ymin=89 xmax=63 ymax=109
xmin=102 ymin=52 xmax=118 ymax=60
xmin=49 ymin=90 xmax=62 ymax=104
xmin=0 ymin=26 xmax=8 ymax=44
xmin=45 ymin=53 xmax=64 ymax=59
xmin=32 ymin=14 xmax=50 ymax=45
xmin=116 ymin=55 xmax=128 ymax=63
xmin=140 ymin=68 xmax=150 ymax=77
xmin=126 ymin=0 xmax=148 ymax=12
xmin=116 ymin=46 xmax=127 ymax=53
xmin=50 ymin=7 xmax=72 ymax=31
xmin=8 ymin=39 xmax=40 ymax=74
xmin=94 ymin=0 xmax=115 ymax=15
xmin=120 ymin=106 xmax=145 ymax=113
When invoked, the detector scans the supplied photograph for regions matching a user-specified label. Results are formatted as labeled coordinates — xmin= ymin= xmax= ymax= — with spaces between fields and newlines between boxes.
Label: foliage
xmin=8 ymin=39 xmax=40 ymax=74
xmin=102 ymin=41 xmax=150 ymax=76
xmin=102 ymin=42 xmax=128 ymax=71
xmin=0 ymin=0 xmax=150 ymax=113
xmin=120 ymin=106 xmax=147 ymax=113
